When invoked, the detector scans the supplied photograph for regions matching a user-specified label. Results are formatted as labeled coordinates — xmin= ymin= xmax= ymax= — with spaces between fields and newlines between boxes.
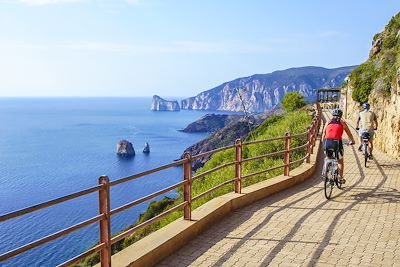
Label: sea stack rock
xmin=116 ymin=140 xmax=135 ymax=157
xmin=151 ymin=95 xmax=180 ymax=111
xmin=143 ymin=142 xmax=150 ymax=153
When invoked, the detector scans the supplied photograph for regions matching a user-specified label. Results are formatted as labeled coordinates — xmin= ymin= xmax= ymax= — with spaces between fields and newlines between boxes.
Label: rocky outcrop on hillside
xmin=343 ymin=12 xmax=400 ymax=159
xmin=181 ymin=66 xmax=355 ymax=113
xmin=369 ymin=38 xmax=383 ymax=57
xmin=151 ymin=95 xmax=180 ymax=111
xmin=116 ymin=140 xmax=135 ymax=157
xmin=182 ymin=119 xmax=253 ymax=171
xmin=182 ymin=109 xmax=283 ymax=171
xmin=180 ymin=114 xmax=242 ymax=133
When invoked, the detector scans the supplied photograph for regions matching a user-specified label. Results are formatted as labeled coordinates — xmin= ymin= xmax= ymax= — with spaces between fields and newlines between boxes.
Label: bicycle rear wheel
xmin=364 ymin=144 xmax=369 ymax=167
xmin=324 ymin=163 xmax=334 ymax=199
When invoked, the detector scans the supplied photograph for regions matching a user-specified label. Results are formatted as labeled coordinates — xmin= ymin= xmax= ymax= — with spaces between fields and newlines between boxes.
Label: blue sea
xmin=0 ymin=97 xmax=226 ymax=267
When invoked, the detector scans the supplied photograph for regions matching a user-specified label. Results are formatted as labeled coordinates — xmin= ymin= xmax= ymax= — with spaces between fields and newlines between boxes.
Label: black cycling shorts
xmin=324 ymin=139 xmax=343 ymax=159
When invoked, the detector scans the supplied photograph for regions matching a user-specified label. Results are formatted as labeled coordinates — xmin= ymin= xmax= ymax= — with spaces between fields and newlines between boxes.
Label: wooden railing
xmin=0 ymin=104 xmax=322 ymax=267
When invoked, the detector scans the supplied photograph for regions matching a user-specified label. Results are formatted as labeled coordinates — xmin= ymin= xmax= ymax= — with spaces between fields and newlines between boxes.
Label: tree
xmin=281 ymin=92 xmax=306 ymax=112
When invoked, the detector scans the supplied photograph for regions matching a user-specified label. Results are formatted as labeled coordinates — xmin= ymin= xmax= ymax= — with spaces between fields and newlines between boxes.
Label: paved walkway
xmin=157 ymin=115 xmax=400 ymax=267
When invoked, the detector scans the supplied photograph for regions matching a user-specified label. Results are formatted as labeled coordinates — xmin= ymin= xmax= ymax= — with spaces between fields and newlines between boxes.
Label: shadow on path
xmin=305 ymin=147 xmax=390 ymax=266
xmin=257 ymin=145 xmax=364 ymax=266
xmin=209 ymin=148 xmax=325 ymax=267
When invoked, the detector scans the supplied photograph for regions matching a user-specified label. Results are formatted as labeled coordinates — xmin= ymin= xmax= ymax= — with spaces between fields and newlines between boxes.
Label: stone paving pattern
xmin=157 ymin=116 xmax=400 ymax=267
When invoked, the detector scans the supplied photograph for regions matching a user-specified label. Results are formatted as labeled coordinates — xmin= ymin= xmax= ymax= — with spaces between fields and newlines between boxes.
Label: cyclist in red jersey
xmin=322 ymin=109 xmax=355 ymax=183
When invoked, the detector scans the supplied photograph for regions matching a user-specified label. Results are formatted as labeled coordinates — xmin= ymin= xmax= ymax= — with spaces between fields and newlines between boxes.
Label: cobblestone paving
xmin=157 ymin=117 xmax=400 ymax=267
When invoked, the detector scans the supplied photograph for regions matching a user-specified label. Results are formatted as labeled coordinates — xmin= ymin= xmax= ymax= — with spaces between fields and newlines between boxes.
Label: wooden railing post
xmin=284 ymin=133 xmax=291 ymax=176
xmin=183 ymin=152 xmax=192 ymax=220
xmin=98 ymin=175 xmax=111 ymax=267
xmin=235 ymin=139 xmax=242 ymax=194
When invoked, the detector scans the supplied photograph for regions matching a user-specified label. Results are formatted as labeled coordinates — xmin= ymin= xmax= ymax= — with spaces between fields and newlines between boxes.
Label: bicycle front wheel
xmin=334 ymin=173 xmax=342 ymax=189
xmin=324 ymin=163 xmax=334 ymax=199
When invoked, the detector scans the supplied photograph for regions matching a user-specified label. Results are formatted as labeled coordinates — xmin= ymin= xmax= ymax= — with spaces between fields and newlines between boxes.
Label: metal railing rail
xmin=192 ymin=179 xmax=236 ymax=202
xmin=243 ymin=135 xmax=286 ymax=145
xmin=191 ymin=144 xmax=236 ymax=161
xmin=110 ymin=202 xmax=186 ymax=245
xmin=0 ymin=103 xmax=322 ymax=267
xmin=192 ymin=161 xmax=236 ymax=181
xmin=241 ymin=150 xmax=286 ymax=163
xmin=0 ymin=184 xmax=103 ymax=223
xmin=110 ymin=181 xmax=185 ymax=216
xmin=56 ymin=243 xmax=105 ymax=267
xmin=241 ymin=164 xmax=287 ymax=180
xmin=109 ymin=159 xmax=186 ymax=187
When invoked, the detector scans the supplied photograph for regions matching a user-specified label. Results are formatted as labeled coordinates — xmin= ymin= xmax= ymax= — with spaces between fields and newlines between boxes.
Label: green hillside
xmin=350 ymin=12 xmax=400 ymax=103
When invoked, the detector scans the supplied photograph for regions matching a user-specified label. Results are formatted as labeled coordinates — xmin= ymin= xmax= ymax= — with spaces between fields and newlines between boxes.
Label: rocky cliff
xmin=179 ymin=114 xmax=242 ymax=133
xmin=181 ymin=66 xmax=355 ymax=113
xmin=343 ymin=12 xmax=400 ymax=159
xmin=151 ymin=95 xmax=180 ymax=111
xmin=182 ymin=109 xmax=283 ymax=171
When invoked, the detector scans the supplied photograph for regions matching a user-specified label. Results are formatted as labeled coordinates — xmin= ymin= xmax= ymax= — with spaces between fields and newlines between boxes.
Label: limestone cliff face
xmin=151 ymin=95 xmax=180 ymax=111
xmin=181 ymin=66 xmax=355 ymax=113
xmin=343 ymin=13 xmax=400 ymax=159
xmin=345 ymin=74 xmax=400 ymax=160
xmin=370 ymin=86 xmax=400 ymax=158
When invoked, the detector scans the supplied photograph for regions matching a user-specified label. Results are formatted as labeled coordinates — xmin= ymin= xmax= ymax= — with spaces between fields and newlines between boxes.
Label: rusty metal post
xmin=284 ymin=133 xmax=291 ymax=176
xmin=98 ymin=175 xmax=111 ymax=267
xmin=183 ymin=152 xmax=192 ymax=220
xmin=310 ymin=122 xmax=315 ymax=154
xmin=313 ymin=118 xmax=318 ymax=146
xmin=306 ymin=127 xmax=311 ymax=163
xmin=235 ymin=139 xmax=242 ymax=194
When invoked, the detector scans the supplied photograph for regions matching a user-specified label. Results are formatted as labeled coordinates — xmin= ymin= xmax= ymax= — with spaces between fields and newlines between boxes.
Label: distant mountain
xmin=181 ymin=66 xmax=356 ymax=113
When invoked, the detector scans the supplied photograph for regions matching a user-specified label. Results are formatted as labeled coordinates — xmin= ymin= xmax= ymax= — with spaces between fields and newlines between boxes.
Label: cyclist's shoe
xmin=369 ymin=155 xmax=373 ymax=160
xmin=339 ymin=177 xmax=346 ymax=184
xmin=358 ymin=145 xmax=362 ymax=152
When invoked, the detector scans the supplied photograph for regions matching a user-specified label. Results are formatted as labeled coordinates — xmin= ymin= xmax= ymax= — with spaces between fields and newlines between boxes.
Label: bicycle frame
xmin=322 ymin=145 xmax=342 ymax=199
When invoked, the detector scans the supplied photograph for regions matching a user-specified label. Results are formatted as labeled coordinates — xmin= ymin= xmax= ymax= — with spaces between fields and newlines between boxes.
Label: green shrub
xmin=281 ymin=92 xmax=306 ymax=112
xmin=350 ymin=62 xmax=378 ymax=103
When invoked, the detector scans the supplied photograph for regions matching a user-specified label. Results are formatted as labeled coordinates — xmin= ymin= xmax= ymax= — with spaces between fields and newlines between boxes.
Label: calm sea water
xmin=0 ymin=97 xmax=226 ymax=267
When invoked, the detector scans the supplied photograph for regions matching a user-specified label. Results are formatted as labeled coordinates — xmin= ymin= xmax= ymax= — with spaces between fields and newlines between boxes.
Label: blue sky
xmin=0 ymin=0 xmax=398 ymax=97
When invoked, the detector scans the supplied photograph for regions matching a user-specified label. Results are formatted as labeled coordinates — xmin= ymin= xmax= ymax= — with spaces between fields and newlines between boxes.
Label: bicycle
xmin=360 ymin=131 xmax=371 ymax=167
xmin=322 ymin=144 xmax=342 ymax=199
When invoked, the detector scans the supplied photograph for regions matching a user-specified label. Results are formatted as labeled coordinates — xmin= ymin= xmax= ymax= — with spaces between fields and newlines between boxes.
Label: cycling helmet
xmin=362 ymin=103 xmax=370 ymax=110
xmin=332 ymin=109 xmax=343 ymax=118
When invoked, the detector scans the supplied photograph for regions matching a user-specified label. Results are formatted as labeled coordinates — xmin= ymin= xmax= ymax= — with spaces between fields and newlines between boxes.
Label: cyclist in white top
xmin=356 ymin=103 xmax=378 ymax=159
